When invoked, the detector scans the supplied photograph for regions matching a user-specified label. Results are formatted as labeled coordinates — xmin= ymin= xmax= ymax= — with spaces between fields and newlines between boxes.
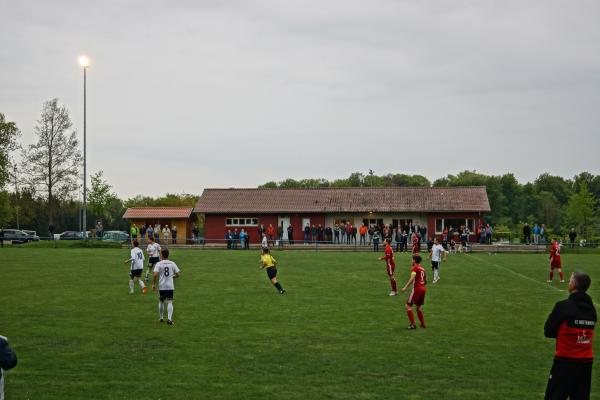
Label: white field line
xmin=465 ymin=253 xmax=567 ymax=294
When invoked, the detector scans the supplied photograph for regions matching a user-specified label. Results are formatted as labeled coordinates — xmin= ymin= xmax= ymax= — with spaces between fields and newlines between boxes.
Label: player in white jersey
xmin=145 ymin=236 xmax=161 ymax=282
xmin=428 ymin=238 xmax=448 ymax=283
xmin=124 ymin=240 xmax=147 ymax=294
xmin=152 ymin=248 xmax=180 ymax=326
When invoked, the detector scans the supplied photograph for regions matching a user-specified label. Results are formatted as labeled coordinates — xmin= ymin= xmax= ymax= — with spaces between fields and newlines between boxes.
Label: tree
xmin=565 ymin=184 xmax=596 ymax=240
xmin=0 ymin=113 xmax=21 ymax=189
xmin=21 ymin=99 xmax=82 ymax=225
xmin=88 ymin=171 xmax=123 ymax=228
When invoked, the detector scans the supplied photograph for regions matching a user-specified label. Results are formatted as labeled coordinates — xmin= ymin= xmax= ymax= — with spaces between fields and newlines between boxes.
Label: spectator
xmin=533 ymin=224 xmax=541 ymax=244
xmin=277 ymin=225 xmax=284 ymax=247
xmin=368 ymin=225 xmax=374 ymax=246
xmin=372 ymin=229 xmax=381 ymax=252
xmin=239 ymin=229 xmax=247 ymax=248
xmin=317 ymin=225 xmax=324 ymax=243
xmin=420 ymin=225 xmax=427 ymax=246
xmin=460 ymin=229 xmax=469 ymax=252
xmin=359 ymin=223 xmax=367 ymax=246
xmin=225 ymin=229 xmax=233 ymax=249
xmin=311 ymin=224 xmax=317 ymax=243
xmin=485 ymin=224 xmax=493 ymax=245
xmin=139 ymin=224 xmax=146 ymax=244
xmin=95 ymin=220 xmax=103 ymax=239
xmin=303 ymin=224 xmax=310 ymax=245
xmin=352 ymin=225 xmax=357 ymax=244
xmin=192 ymin=225 xmax=199 ymax=243
xmin=244 ymin=231 xmax=250 ymax=249
xmin=287 ymin=224 xmax=294 ymax=245
xmin=569 ymin=228 xmax=577 ymax=249
xmin=325 ymin=226 xmax=333 ymax=243
xmin=523 ymin=223 xmax=532 ymax=244
xmin=442 ymin=226 xmax=448 ymax=242
xmin=400 ymin=230 xmax=408 ymax=252
xmin=266 ymin=224 xmax=276 ymax=244
xmin=232 ymin=228 xmax=239 ymax=249
xmin=130 ymin=224 xmax=139 ymax=245
xmin=258 ymin=224 xmax=266 ymax=240
xmin=334 ymin=224 xmax=340 ymax=244
xmin=345 ymin=223 xmax=353 ymax=244
xmin=154 ymin=224 xmax=161 ymax=244
xmin=147 ymin=225 xmax=154 ymax=243
xmin=540 ymin=224 xmax=546 ymax=244
xmin=171 ymin=225 xmax=177 ymax=244
xmin=340 ymin=222 xmax=346 ymax=243
xmin=162 ymin=224 xmax=171 ymax=245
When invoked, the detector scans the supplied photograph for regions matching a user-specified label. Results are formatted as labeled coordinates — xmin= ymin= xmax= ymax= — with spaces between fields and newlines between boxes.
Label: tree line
xmin=1 ymin=100 xmax=599 ymax=240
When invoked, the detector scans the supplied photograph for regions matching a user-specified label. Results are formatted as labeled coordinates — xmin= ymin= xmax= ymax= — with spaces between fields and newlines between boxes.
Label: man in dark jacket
xmin=523 ymin=223 xmax=532 ymax=244
xmin=568 ymin=228 xmax=577 ymax=249
xmin=1 ymin=335 xmax=18 ymax=400
xmin=544 ymin=271 xmax=596 ymax=400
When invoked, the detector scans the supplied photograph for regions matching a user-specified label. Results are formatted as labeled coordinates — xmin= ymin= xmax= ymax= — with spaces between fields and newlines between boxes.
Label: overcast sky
xmin=1 ymin=0 xmax=599 ymax=198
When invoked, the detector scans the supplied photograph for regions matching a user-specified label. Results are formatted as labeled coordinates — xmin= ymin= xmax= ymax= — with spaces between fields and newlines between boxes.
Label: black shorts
xmin=130 ymin=269 xmax=142 ymax=278
xmin=159 ymin=290 xmax=174 ymax=301
xmin=545 ymin=359 xmax=592 ymax=400
xmin=149 ymin=257 xmax=160 ymax=266
xmin=431 ymin=261 xmax=440 ymax=270
xmin=266 ymin=267 xmax=277 ymax=280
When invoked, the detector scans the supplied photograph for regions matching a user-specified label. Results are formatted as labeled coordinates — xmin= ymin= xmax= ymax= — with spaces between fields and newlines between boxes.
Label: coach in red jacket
xmin=544 ymin=271 xmax=596 ymax=400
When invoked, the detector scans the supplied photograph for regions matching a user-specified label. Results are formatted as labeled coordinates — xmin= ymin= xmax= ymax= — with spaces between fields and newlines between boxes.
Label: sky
xmin=1 ymin=0 xmax=599 ymax=198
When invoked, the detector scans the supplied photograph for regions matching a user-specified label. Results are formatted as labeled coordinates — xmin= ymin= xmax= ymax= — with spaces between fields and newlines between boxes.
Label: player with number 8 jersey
xmin=401 ymin=255 xmax=427 ymax=329
xmin=152 ymin=248 xmax=181 ymax=326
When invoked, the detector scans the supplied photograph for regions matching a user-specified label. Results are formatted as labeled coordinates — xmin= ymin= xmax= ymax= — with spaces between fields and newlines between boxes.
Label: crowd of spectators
xmin=129 ymin=223 xmax=179 ymax=245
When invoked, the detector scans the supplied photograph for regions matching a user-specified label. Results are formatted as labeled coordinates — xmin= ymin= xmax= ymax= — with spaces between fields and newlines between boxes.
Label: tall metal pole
xmin=82 ymin=66 xmax=87 ymax=236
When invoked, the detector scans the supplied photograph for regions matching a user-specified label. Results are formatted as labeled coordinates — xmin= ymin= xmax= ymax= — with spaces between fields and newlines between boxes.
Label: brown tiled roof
xmin=123 ymin=207 xmax=194 ymax=219
xmin=194 ymin=187 xmax=491 ymax=213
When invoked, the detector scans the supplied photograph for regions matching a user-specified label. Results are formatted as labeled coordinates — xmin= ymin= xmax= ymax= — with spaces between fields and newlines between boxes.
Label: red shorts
xmin=386 ymin=262 xmax=395 ymax=277
xmin=550 ymin=257 xmax=562 ymax=269
xmin=407 ymin=289 xmax=426 ymax=306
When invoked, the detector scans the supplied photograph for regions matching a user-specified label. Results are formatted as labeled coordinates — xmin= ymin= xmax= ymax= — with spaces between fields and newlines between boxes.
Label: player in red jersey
xmin=401 ymin=255 xmax=427 ymax=329
xmin=378 ymin=238 xmax=398 ymax=296
xmin=547 ymin=238 xmax=565 ymax=284
xmin=411 ymin=233 xmax=420 ymax=255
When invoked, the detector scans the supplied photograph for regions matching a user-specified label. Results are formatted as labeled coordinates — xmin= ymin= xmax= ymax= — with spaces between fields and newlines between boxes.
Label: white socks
xmin=167 ymin=302 xmax=173 ymax=321
xmin=129 ymin=280 xmax=134 ymax=292
xmin=433 ymin=270 xmax=440 ymax=280
xmin=159 ymin=302 xmax=164 ymax=319
xmin=138 ymin=280 xmax=145 ymax=289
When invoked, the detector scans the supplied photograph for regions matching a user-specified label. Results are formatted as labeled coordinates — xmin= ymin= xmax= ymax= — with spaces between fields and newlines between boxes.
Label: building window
xmin=363 ymin=218 xmax=384 ymax=227
xmin=226 ymin=217 xmax=258 ymax=227
xmin=435 ymin=218 xmax=475 ymax=234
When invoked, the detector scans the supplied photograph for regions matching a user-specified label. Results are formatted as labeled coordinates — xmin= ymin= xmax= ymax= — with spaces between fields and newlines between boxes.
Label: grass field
xmin=0 ymin=248 xmax=598 ymax=399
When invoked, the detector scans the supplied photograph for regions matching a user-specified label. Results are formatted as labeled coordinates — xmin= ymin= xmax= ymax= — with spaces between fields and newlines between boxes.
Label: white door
xmin=302 ymin=218 xmax=311 ymax=232
xmin=278 ymin=216 xmax=291 ymax=240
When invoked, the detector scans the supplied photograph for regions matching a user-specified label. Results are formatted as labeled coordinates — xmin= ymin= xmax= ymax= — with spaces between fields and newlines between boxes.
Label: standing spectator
xmin=340 ymin=222 xmax=346 ymax=244
xmin=225 ymin=229 xmax=233 ymax=249
xmin=147 ymin=225 xmax=154 ymax=243
xmin=95 ymin=220 xmax=103 ymax=239
xmin=401 ymin=230 xmax=408 ymax=252
xmin=394 ymin=226 xmax=402 ymax=252
xmin=232 ymin=228 xmax=239 ymax=249
xmin=334 ymin=224 xmax=340 ymax=244
xmin=258 ymin=224 xmax=266 ymax=240
xmin=130 ymin=224 xmax=139 ymax=245
xmin=544 ymin=271 xmax=596 ymax=400
xmin=460 ymin=228 xmax=469 ymax=252
xmin=266 ymin=224 xmax=276 ymax=245
xmin=139 ymin=225 xmax=146 ymax=244
xmin=311 ymin=224 xmax=317 ymax=244
xmin=372 ymin=229 xmax=381 ymax=252
xmin=287 ymin=224 xmax=294 ymax=245
xmin=162 ymin=224 xmax=171 ymax=245
xmin=533 ymin=224 xmax=541 ymax=244
xmin=244 ymin=231 xmax=250 ymax=249
xmin=568 ymin=228 xmax=577 ymax=249
xmin=277 ymin=225 xmax=284 ymax=247
xmin=540 ymin=224 xmax=546 ymax=244
xmin=239 ymin=229 xmax=247 ymax=249
xmin=192 ymin=225 xmax=199 ymax=243
xmin=523 ymin=223 xmax=532 ymax=244
xmin=485 ymin=224 xmax=493 ymax=245
xmin=359 ymin=223 xmax=367 ymax=246
xmin=420 ymin=225 xmax=427 ymax=247
xmin=154 ymin=224 xmax=161 ymax=244
xmin=442 ymin=226 xmax=448 ymax=242
xmin=317 ymin=225 xmax=324 ymax=243
xmin=303 ymin=224 xmax=310 ymax=245
xmin=171 ymin=225 xmax=177 ymax=244
xmin=368 ymin=225 xmax=374 ymax=245
xmin=352 ymin=225 xmax=358 ymax=244
xmin=0 ymin=334 xmax=18 ymax=400
xmin=325 ymin=226 xmax=333 ymax=243
xmin=346 ymin=223 xmax=353 ymax=244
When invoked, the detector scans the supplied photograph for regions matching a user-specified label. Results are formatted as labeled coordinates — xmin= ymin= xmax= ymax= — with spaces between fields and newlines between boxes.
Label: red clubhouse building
xmin=194 ymin=187 xmax=491 ymax=243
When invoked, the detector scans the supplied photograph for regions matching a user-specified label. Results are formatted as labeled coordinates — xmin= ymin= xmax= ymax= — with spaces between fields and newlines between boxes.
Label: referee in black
xmin=544 ymin=271 xmax=596 ymax=400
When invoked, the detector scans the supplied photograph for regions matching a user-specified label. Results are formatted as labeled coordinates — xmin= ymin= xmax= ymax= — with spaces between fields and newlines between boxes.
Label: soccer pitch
xmin=1 ymin=248 xmax=598 ymax=399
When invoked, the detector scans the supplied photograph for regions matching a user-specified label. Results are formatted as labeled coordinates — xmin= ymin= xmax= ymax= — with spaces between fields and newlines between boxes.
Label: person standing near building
xmin=548 ymin=239 xmax=565 ymax=284
xmin=378 ymin=238 xmax=398 ymax=296
xmin=95 ymin=220 xmax=103 ymax=239
xmin=266 ymin=224 xmax=276 ymax=245
xmin=162 ymin=224 xmax=171 ymax=246
xmin=261 ymin=233 xmax=269 ymax=250
xmin=523 ymin=223 xmax=532 ymax=244
xmin=0 ymin=334 xmax=17 ymax=400
xmin=303 ymin=223 xmax=310 ymax=245
xmin=428 ymin=238 xmax=448 ymax=284
xmin=544 ymin=271 xmax=596 ymax=400
xmin=359 ymin=223 xmax=367 ymax=246
xmin=372 ymin=229 xmax=381 ymax=252
xmin=287 ymin=224 xmax=294 ymax=245
xmin=239 ymin=229 xmax=247 ymax=249
xmin=146 ymin=224 xmax=154 ymax=244
xmin=130 ymin=224 xmax=139 ymax=245
xmin=154 ymin=224 xmax=161 ymax=244
xmin=171 ymin=225 xmax=177 ymax=244
xmin=152 ymin=248 xmax=181 ymax=326
xmin=401 ymin=255 xmax=427 ymax=329
xmin=568 ymin=228 xmax=577 ymax=249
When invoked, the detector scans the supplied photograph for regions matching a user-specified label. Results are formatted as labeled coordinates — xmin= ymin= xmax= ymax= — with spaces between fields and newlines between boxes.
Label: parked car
xmin=22 ymin=230 xmax=40 ymax=241
xmin=102 ymin=231 xmax=129 ymax=243
xmin=59 ymin=231 xmax=85 ymax=240
xmin=1 ymin=229 xmax=33 ymax=244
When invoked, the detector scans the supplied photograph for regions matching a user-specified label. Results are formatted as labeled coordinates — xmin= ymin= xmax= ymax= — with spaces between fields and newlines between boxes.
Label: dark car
xmin=1 ymin=229 xmax=33 ymax=244
xmin=59 ymin=231 xmax=85 ymax=240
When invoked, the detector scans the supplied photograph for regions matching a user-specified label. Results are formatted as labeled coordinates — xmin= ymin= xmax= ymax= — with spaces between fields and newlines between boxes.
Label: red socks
xmin=417 ymin=310 xmax=425 ymax=328
xmin=549 ymin=271 xmax=554 ymax=280
xmin=407 ymin=310 xmax=416 ymax=325
xmin=559 ymin=271 xmax=564 ymax=280
xmin=391 ymin=278 xmax=397 ymax=293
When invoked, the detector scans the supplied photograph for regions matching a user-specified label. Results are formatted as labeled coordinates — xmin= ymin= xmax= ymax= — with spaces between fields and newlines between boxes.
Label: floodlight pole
xmin=82 ymin=64 xmax=87 ymax=237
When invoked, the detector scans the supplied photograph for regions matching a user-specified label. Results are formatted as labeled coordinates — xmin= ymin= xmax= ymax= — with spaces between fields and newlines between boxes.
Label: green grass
xmin=0 ymin=249 xmax=599 ymax=399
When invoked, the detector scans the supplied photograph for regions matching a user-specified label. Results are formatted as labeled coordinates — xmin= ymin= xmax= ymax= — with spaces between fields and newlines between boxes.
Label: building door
xmin=278 ymin=216 xmax=291 ymax=240
xmin=302 ymin=218 xmax=311 ymax=232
